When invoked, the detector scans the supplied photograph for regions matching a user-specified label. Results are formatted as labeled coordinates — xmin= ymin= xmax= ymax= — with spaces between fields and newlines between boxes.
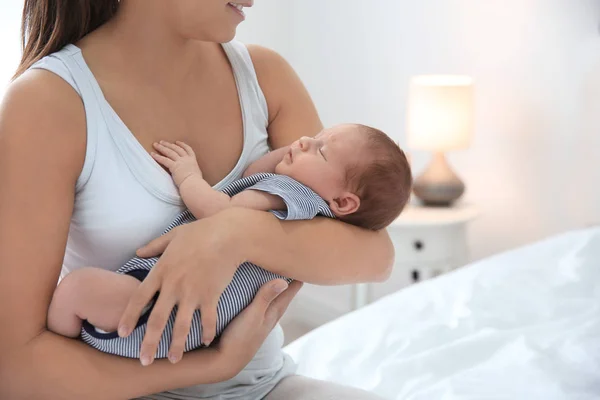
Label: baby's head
xmin=275 ymin=124 xmax=413 ymax=230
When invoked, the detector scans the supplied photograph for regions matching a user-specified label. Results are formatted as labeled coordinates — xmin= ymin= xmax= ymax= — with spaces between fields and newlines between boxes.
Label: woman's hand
xmin=151 ymin=140 xmax=202 ymax=187
xmin=118 ymin=210 xmax=250 ymax=365
xmin=117 ymin=209 xmax=250 ymax=366
xmin=215 ymin=279 xmax=302 ymax=375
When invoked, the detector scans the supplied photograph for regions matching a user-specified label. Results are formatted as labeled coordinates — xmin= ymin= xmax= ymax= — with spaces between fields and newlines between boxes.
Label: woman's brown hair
xmin=14 ymin=0 xmax=119 ymax=78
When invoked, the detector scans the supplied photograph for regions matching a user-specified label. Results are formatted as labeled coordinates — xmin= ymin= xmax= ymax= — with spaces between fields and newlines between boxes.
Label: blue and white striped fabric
xmin=80 ymin=173 xmax=334 ymax=358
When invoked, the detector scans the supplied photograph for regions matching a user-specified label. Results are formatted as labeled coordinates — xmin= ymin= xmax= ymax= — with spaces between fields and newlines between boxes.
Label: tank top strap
xmin=29 ymin=44 xmax=102 ymax=193
xmin=222 ymin=40 xmax=269 ymax=131
xmin=30 ymin=45 xmax=182 ymax=204
xmin=29 ymin=41 xmax=270 ymax=201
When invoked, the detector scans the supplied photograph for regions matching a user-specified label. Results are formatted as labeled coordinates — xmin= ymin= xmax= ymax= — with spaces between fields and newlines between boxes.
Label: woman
xmin=0 ymin=0 xmax=392 ymax=399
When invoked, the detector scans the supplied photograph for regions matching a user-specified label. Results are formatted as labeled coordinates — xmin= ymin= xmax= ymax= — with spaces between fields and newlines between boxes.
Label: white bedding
xmin=284 ymin=227 xmax=600 ymax=399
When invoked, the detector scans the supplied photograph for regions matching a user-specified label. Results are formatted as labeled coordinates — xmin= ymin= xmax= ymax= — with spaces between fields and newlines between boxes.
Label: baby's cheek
xmin=274 ymin=161 xmax=286 ymax=175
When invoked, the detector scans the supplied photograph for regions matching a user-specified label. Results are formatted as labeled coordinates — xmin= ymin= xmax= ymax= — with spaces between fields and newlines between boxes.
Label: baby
xmin=47 ymin=123 xmax=413 ymax=359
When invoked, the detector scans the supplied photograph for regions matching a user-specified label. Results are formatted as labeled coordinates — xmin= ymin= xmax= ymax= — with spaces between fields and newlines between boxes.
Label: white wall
xmin=0 ymin=1 xmax=24 ymax=96
xmin=240 ymin=0 xmax=600 ymax=322
xmin=235 ymin=0 xmax=291 ymax=58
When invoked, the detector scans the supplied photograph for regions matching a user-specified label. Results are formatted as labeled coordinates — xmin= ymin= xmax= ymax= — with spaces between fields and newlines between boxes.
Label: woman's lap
xmin=137 ymin=375 xmax=384 ymax=400
xmin=263 ymin=375 xmax=384 ymax=400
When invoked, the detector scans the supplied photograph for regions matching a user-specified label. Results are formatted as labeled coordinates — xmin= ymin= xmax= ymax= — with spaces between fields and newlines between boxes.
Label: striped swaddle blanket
xmin=80 ymin=173 xmax=334 ymax=358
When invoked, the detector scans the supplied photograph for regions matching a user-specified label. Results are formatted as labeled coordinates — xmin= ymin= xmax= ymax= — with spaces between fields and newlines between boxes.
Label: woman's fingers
xmin=118 ymin=274 xmax=160 ymax=338
xmin=200 ymin=303 xmax=218 ymax=346
xmin=136 ymin=229 xmax=175 ymax=258
xmin=168 ymin=302 xmax=195 ymax=364
xmin=265 ymin=280 xmax=302 ymax=327
xmin=153 ymin=142 xmax=180 ymax=160
xmin=139 ymin=291 xmax=176 ymax=366
xmin=257 ymin=280 xmax=289 ymax=309
xmin=159 ymin=141 xmax=188 ymax=157
xmin=212 ymin=279 xmax=299 ymax=373
xmin=242 ymin=279 xmax=289 ymax=324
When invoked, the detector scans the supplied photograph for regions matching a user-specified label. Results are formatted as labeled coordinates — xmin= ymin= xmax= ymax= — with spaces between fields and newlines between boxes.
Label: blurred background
xmin=2 ymin=0 xmax=599 ymax=341
xmin=235 ymin=0 xmax=600 ymax=337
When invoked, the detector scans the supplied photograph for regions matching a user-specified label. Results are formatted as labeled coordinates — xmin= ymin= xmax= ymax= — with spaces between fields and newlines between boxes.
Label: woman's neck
xmin=81 ymin=1 xmax=216 ymax=87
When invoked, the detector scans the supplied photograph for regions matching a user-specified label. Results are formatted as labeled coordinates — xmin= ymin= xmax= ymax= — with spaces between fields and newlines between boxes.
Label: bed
xmin=283 ymin=227 xmax=600 ymax=399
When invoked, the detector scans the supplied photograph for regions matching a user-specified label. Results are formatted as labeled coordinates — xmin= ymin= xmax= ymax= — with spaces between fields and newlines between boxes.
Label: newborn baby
xmin=47 ymin=123 xmax=413 ymax=360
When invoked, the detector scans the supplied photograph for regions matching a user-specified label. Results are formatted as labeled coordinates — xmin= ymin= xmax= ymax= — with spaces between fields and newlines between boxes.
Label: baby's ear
xmin=330 ymin=192 xmax=360 ymax=216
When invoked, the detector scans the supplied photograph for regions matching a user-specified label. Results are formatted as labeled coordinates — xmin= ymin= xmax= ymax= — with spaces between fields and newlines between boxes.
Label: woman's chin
xmin=215 ymin=28 xmax=237 ymax=43
xmin=184 ymin=27 xmax=237 ymax=44
xmin=213 ymin=21 xmax=243 ymax=43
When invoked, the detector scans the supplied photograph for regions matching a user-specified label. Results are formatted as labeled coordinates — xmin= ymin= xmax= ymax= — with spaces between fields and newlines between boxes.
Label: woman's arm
xmin=118 ymin=44 xmax=394 ymax=369
xmin=0 ymin=71 xmax=291 ymax=399
xmin=241 ymin=209 xmax=393 ymax=284
xmin=242 ymin=145 xmax=290 ymax=177
xmin=139 ymin=207 xmax=392 ymax=285
xmin=247 ymin=45 xmax=395 ymax=282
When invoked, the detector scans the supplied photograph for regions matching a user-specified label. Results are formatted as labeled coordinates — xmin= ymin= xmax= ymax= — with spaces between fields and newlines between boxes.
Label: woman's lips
xmin=227 ymin=3 xmax=246 ymax=19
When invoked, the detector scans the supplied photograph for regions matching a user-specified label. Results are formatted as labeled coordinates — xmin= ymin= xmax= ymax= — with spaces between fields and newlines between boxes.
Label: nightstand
xmin=352 ymin=204 xmax=479 ymax=309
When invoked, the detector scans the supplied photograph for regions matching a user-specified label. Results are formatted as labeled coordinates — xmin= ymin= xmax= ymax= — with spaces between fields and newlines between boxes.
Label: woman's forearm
xmin=235 ymin=208 xmax=394 ymax=284
xmin=0 ymin=330 xmax=231 ymax=400
xmin=242 ymin=146 xmax=289 ymax=177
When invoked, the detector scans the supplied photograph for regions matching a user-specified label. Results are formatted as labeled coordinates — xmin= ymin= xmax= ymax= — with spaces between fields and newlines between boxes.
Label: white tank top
xmin=31 ymin=42 xmax=270 ymax=279
xmin=31 ymin=41 xmax=295 ymax=399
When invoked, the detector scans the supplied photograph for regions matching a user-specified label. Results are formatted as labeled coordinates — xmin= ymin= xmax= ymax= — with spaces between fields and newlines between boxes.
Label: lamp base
xmin=413 ymin=152 xmax=465 ymax=207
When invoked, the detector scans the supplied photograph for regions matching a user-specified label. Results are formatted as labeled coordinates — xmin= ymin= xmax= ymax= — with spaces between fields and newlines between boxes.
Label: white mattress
xmin=284 ymin=227 xmax=600 ymax=399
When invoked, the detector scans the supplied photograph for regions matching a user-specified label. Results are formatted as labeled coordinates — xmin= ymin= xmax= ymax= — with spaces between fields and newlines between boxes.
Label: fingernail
xmin=140 ymin=354 xmax=152 ymax=366
xmin=118 ymin=325 xmax=130 ymax=338
xmin=274 ymin=282 xmax=288 ymax=294
xmin=168 ymin=353 xmax=179 ymax=364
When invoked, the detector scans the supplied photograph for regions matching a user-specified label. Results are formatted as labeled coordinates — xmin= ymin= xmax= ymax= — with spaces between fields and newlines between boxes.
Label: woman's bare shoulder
xmin=3 ymin=68 xmax=85 ymax=123
xmin=0 ymin=68 xmax=86 ymax=169
xmin=245 ymin=45 xmax=299 ymax=98
xmin=245 ymin=45 xmax=288 ymax=118
xmin=245 ymin=44 xmax=322 ymax=148
xmin=245 ymin=45 xmax=286 ymax=71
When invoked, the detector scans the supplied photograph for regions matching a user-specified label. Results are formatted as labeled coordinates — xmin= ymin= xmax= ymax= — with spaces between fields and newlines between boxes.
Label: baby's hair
xmin=341 ymin=125 xmax=413 ymax=230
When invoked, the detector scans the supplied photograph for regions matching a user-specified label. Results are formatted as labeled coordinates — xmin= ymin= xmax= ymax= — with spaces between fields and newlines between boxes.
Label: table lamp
xmin=407 ymin=75 xmax=474 ymax=206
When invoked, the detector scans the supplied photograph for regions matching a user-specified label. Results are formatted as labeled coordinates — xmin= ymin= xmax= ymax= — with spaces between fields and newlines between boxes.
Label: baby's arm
xmin=175 ymin=175 xmax=285 ymax=219
xmin=152 ymin=141 xmax=285 ymax=219
xmin=48 ymin=268 xmax=140 ymax=337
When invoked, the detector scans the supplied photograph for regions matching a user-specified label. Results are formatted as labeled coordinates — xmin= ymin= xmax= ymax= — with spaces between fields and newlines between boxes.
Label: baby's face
xmin=275 ymin=124 xmax=367 ymax=204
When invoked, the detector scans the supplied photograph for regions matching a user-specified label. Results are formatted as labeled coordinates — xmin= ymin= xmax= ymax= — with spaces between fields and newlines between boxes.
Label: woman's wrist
xmin=214 ymin=207 xmax=295 ymax=272
xmin=212 ymin=207 xmax=263 ymax=263
xmin=181 ymin=347 xmax=237 ymax=384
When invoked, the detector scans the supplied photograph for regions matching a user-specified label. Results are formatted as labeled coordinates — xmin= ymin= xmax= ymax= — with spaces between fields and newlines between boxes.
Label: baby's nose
xmin=299 ymin=136 xmax=312 ymax=150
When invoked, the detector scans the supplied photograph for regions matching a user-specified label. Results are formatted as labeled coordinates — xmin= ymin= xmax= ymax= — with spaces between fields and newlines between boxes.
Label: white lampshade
xmin=407 ymin=75 xmax=474 ymax=151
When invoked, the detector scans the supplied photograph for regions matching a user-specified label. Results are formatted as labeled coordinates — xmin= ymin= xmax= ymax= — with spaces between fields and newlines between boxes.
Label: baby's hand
xmin=152 ymin=141 xmax=202 ymax=187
